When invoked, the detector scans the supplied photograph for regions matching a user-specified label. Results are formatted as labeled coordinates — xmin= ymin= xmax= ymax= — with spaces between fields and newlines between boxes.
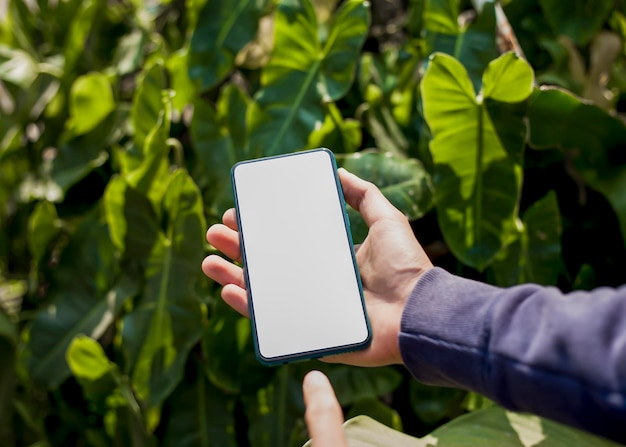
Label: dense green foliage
xmin=1 ymin=0 xmax=626 ymax=445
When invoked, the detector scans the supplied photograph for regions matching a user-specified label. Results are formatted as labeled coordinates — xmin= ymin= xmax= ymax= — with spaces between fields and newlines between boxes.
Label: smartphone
xmin=231 ymin=148 xmax=371 ymax=365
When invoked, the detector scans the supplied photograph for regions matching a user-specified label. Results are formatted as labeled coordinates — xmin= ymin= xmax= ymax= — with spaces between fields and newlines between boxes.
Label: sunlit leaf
xmin=66 ymin=334 xmax=113 ymax=381
xmin=308 ymin=103 xmax=361 ymax=154
xmin=68 ymin=72 xmax=115 ymax=135
xmin=421 ymin=52 xmax=533 ymax=270
xmin=248 ymin=0 xmax=369 ymax=157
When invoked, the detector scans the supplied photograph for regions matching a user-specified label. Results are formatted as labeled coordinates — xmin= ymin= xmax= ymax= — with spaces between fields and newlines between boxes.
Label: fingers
xmin=303 ymin=371 xmax=347 ymax=447
xmin=202 ymin=255 xmax=250 ymax=317
xmin=338 ymin=168 xmax=402 ymax=227
xmin=206 ymin=224 xmax=241 ymax=262
xmin=202 ymin=255 xmax=245 ymax=288
xmin=222 ymin=284 xmax=250 ymax=317
xmin=222 ymin=208 xmax=238 ymax=230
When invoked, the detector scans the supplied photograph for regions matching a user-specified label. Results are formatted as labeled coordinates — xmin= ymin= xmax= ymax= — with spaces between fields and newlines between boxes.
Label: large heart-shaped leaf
xmin=25 ymin=211 xmax=139 ymax=388
xmin=491 ymin=191 xmax=563 ymax=287
xmin=421 ymin=52 xmax=533 ymax=270
xmin=120 ymin=170 xmax=206 ymax=408
xmin=340 ymin=151 xmax=434 ymax=243
xmin=248 ymin=0 xmax=369 ymax=157
xmin=188 ymin=0 xmax=270 ymax=92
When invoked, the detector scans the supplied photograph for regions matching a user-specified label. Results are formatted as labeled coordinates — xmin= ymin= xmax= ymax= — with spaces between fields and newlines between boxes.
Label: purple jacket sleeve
xmin=399 ymin=267 xmax=626 ymax=443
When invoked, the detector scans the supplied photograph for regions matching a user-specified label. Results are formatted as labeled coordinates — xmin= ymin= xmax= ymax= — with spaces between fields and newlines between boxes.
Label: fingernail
xmin=304 ymin=370 xmax=328 ymax=389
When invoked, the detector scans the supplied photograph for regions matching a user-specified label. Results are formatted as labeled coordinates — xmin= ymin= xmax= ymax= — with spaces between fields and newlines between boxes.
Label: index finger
xmin=303 ymin=371 xmax=347 ymax=447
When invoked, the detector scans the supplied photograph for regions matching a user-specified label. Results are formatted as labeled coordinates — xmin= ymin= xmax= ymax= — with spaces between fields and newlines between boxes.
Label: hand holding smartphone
xmin=231 ymin=149 xmax=371 ymax=365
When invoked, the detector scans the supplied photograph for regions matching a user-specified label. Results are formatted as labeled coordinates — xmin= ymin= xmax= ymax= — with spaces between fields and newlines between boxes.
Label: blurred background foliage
xmin=1 ymin=0 xmax=626 ymax=445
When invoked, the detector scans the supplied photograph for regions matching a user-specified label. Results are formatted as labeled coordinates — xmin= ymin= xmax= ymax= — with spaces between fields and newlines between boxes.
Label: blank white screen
xmin=232 ymin=149 xmax=369 ymax=361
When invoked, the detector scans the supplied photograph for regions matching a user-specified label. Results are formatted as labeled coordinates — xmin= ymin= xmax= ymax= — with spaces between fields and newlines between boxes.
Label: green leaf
xmin=124 ymin=113 xmax=171 ymax=208
xmin=68 ymin=72 xmax=115 ymax=136
xmin=322 ymin=365 xmax=402 ymax=406
xmin=188 ymin=0 xmax=270 ymax=92
xmin=52 ymin=106 xmax=129 ymax=192
xmin=528 ymin=87 xmax=626 ymax=245
xmin=202 ymin=299 xmax=274 ymax=394
xmin=244 ymin=365 xmax=302 ymax=447
xmin=191 ymin=84 xmax=250 ymax=215
xmin=421 ymin=52 xmax=533 ymax=270
xmin=63 ymin=0 xmax=99 ymax=73
xmin=67 ymin=335 xmax=150 ymax=446
xmin=122 ymin=170 xmax=205 ymax=408
xmin=27 ymin=201 xmax=61 ymax=270
xmin=166 ymin=49 xmax=195 ymax=113
xmin=409 ymin=381 xmax=465 ymax=425
xmin=341 ymin=151 xmax=434 ymax=243
xmin=308 ymin=103 xmax=361 ymax=154
xmin=248 ymin=0 xmax=369 ymax=157
xmin=424 ymin=0 xmax=498 ymax=93
xmin=423 ymin=0 xmax=459 ymax=35
xmin=0 ymin=310 xmax=16 ymax=441
xmin=304 ymin=415 xmax=426 ymax=447
xmin=346 ymin=398 xmax=403 ymax=431
xmin=539 ymin=0 xmax=613 ymax=46
xmin=104 ymin=177 xmax=161 ymax=258
xmin=491 ymin=191 xmax=563 ymax=287
xmin=326 ymin=407 xmax=622 ymax=447
xmin=160 ymin=359 xmax=237 ymax=447
xmin=66 ymin=335 xmax=113 ymax=381
xmin=25 ymin=211 xmax=139 ymax=388
xmin=131 ymin=61 xmax=167 ymax=150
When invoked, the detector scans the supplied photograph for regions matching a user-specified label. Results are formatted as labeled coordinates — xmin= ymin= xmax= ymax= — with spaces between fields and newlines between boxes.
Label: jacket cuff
xmin=398 ymin=267 xmax=501 ymax=393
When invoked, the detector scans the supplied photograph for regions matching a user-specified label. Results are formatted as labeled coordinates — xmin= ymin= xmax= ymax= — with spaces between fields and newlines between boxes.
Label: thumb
xmin=338 ymin=168 xmax=403 ymax=227
xmin=303 ymin=371 xmax=347 ymax=447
